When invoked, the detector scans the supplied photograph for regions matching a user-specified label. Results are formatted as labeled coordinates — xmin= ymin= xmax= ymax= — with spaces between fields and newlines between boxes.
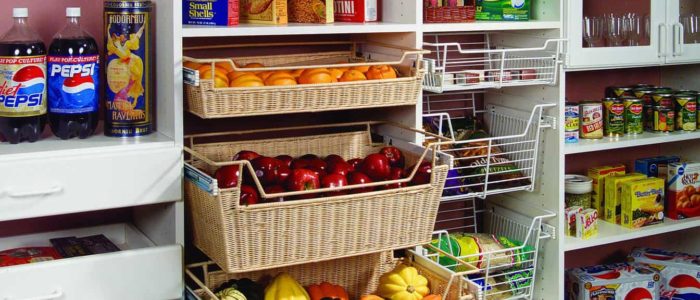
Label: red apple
xmin=361 ymin=153 xmax=391 ymax=181
xmin=291 ymin=158 xmax=310 ymax=169
xmin=240 ymin=185 xmax=259 ymax=205
xmin=233 ymin=150 xmax=260 ymax=161
xmin=215 ymin=165 xmax=240 ymax=189
xmin=277 ymin=164 xmax=291 ymax=185
xmin=328 ymin=160 xmax=354 ymax=176
xmin=251 ymin=157 xmax=282 ymax=186
xmin=347 ymin=158 xmax=363 ymax=170
xmin=300 ymin=154 xmax=319 ymax=160
xmin=380 ymin=146 xmax=405 ymax=168
xmin=263 ymin=185 xmax=287 ymax=203
xmin=287 ymin=169 xmax=320 ymax=195
xmin=321 ymin=173 xmax=349 ymax=196
xmin=324 ymin=154 xmax=345 ymax=165
xmin=307 ymin=158 xmax=327 ymax=171
xmin=275 ymin=155 xmax=293 ymax=168
xmin=308 ymin=167 xmax=327 ymax=179
xmin=384 ymin=167 xmax=407 ymax=190
xmin=348 ymin=172 xmax=374 ymax=193
xmin=408 ymin=161 xmax=433 ymax=186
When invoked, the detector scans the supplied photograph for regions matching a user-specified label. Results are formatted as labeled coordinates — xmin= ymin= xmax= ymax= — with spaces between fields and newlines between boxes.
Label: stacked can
xmin=674 ymin=93 xmax=697 ymax=132
xmin=565 ymin=102 xmax=579 ymax=143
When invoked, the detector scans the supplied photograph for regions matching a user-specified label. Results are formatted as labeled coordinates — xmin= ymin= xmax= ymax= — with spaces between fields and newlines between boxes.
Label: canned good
xmin=603 ymin=98 xmax=625 ymax=137
xmin=674 ymin=89 xmax=699 ymax=96
xmin=633 ymin=88 xmax=655 ymax=105
xmin=565 ymin=102 xmax=579 ymax=143
xmin=606 ymin=86 xmax=634 ymax=98
xmin=652 ymin=93 xmax=674 ymax=109
xmin=580 ymin=101 xmax=604 ymax=139
xmin=675 ymin=94 xmax=697 ymax=131
xmin=104 ymin=0 xmax=153 ymax=137
xmin=654 ymin=87 xmax=675 ymax=94
xmin=644 ymin=104 xmax=654 ymax=131
xmin=653 ymin=106 xmax=674 ymax=132
xmin=623 ymin=97 xmax=644 ymax=134
xmin=632 ymin=83 xmax=654 ymax=89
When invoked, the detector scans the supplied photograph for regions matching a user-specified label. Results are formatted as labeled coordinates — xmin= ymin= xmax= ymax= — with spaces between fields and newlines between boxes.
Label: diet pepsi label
xmin=48 ymin=55 xmax=99 ymax=114
xmin=0 ymin=56 xmax=47 ymax=117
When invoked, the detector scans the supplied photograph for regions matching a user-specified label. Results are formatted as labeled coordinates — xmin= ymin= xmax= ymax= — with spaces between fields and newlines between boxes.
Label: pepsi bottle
xmin=47 ymin=7 xmax=99 ymax=139
xmin=0 ymin=8 xmax=47 ymax=144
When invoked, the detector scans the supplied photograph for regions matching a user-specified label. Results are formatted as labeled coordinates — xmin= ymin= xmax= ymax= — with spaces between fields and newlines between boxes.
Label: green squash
xmin=216 ymin=288 xmax=247 ymax=300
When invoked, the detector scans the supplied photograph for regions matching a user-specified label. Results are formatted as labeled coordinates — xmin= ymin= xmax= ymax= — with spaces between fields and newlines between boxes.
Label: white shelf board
xmin=564 ymin=131 xmax=700 ymax=154
xmin=182 ymin=22 xmax=417 ymax=37
xmin=0 ymin=131 xmax=175 ymax=161
xmin=422 ymin=20 xmax=561 ymax=33
xmin=564 ymin=217 xmax=700 ymax=251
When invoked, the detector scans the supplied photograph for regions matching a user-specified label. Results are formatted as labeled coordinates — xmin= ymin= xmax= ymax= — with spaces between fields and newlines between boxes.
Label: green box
xmin=475 ymin=0 xmax=530 ymax=21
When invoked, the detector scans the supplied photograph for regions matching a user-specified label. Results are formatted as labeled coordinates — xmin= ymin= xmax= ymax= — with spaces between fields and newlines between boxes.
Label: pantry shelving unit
xmin=564 ymin=131 xmax=700 ymax=154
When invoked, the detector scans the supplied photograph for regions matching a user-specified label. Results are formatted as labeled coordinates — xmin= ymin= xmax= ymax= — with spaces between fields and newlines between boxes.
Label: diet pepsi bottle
xmin=0 ymin=8 xmax=47 ymax=144
xmin=47 ymin=7 xmax=99 ymax=139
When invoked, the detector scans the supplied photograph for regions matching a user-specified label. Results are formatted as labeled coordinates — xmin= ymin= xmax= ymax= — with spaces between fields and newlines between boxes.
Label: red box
xmin=333 ymin=0 xmax=381 ymax=22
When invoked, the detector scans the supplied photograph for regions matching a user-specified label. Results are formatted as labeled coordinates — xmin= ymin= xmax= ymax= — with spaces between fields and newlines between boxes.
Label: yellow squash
xmin=378 ymin=265 xmax=430 ymax=300
xmin=265 ymin=273 xmax=310 ymax=300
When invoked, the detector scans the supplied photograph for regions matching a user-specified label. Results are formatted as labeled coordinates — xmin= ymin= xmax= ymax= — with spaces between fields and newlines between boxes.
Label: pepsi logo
xmin=590 ymin=270 xmax=621 ymax=280
xmin=13 ymin=65 xmax=45 ymax=95
xmin=62 ymin=75 xmax=95 ymax=94
xmin=644 ymin=252 xmax=675 ymax=261
xmin=624 ymin=287 xmax=653 ymax=300
xmin=669 ymin=274 xmax=700 ymax=300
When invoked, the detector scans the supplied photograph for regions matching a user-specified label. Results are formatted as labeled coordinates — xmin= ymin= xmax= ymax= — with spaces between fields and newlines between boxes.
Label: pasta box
xmin=289 ymin=0 xmax=334 ymax=23
xmin=183 ymin=0 xmax=239 ymax=26
xmin=333 ymin=0 xmax=380 ymax=22
xmin=667 ymin=161 xmax=700 ymax=219
xmin=567 ymin=263 xmax=660 ymax=300
xmin=628 ymin=247 xmax=700 ymax=300
xmin=240 ymin=0 xmax=288 ymax=24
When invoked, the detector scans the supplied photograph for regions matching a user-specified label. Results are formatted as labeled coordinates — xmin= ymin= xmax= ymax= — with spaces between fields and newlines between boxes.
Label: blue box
xmin=183 ymin=0 xmax=238 ymax=26
xmin=635 ymin=155 xmax=681 ymax=179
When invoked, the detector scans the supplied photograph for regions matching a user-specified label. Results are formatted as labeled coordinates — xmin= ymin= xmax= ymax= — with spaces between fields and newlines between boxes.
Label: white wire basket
xmin=422 ymin=33 xmax=565 ymax=93
xmin=422 ymin=101 xmax=556 ymax=200
xmin=409 ymin=202 xmax=556 ymax=300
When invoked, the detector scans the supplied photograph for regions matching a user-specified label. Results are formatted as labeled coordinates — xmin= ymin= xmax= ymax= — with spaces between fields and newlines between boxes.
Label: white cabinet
xmin=665 ymin=0 xmax=700 ymax=64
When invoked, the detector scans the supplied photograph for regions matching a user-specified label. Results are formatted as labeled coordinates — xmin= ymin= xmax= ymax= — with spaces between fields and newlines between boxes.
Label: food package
xmin=289 ymin=0 xmax=333 ymax=23
xmin=628 ymin=247 xmax=700 ymax=300
xmin=183 ymin=0 xmax=239 ymax=26
xmin=565 ymin=206 xmax=583 ymax=237
xmin=333 ymin=0 xmax=379 ymax=22
xmin=588 ymin=164 xmax=626 ymax=218
xmin=567 ymin=263 xmax=660 ymax=300
xmin=240 ymin=0 xmax=288 ymax=24
xmin=635 ymin=156 xmax=681 ymax=180
xmin=0 ymin=247 xmax=62 ymax=267
xmin=667 ymin=161 xmax=700 ymax=219
xmin=475 ymin=0 xmax=530 ymax=21
xmin=621 ymin=177 xmax=665 ymax=229
xmin=575 ymin=208 xmax=598 ymax=240
xmin=604 ymin=173 xmax=647 ymax=224
xmin=430 ymin=233 xmax=533 ymax=272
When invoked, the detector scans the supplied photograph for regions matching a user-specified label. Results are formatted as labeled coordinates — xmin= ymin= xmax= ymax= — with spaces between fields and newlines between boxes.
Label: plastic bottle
xmin=0 ymin=8 xmax=47 ymax=144
xmin=47 ymin=7 xmax=99 ymax=139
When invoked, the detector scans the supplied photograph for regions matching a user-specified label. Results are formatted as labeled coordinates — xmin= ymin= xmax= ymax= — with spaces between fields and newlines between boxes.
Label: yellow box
xmin=587 ymin=164 xmax=626 ymax=217
xmin=604 ymin=173 xmax=647 ymax=224
xmin=576 ymin=208 xmax=598 ymax=240
xmin=621 ymin=177 xmax=665 ymax=229
xmin=240 ymin=0 xmax=288 ymax=24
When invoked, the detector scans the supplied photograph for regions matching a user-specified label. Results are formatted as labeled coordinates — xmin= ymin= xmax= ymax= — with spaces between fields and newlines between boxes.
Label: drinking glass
xmin=623 ymin=14 xmax=641 ymax=46
xmin=606 ymin=15 xmax=627 ymax=47
xmin=583 ymin=16 xmax=605 ymax=47
xmin=681 ymin=14 xmax=700 ymax=44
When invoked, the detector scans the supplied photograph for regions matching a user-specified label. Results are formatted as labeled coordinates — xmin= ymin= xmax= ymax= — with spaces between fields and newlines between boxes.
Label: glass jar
xmin=565 ymin=174 xmax=593 ymax=208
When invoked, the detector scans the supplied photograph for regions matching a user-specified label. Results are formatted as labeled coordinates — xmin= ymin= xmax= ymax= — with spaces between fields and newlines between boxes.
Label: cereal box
xmin=240 ymin=0 xmax=288 ymax=24
xmin=575 ymin=208 xmax=598 ymax=240
xmin=289 ymin=0 xmax=334 ymax=23
xmin=635 ymin=156 xmax=681 ymax=180
xmin=604 ymin=173 xmax=647 ymax=224
xmin=334 ymin=0 xmax=379 ymax=22
xmin=588 ymin=164 xmax=627 ymax=217
xmin=667 ymin=161 xmax=700 ymax=219
xmin=621 ymin=177 xmax=665 ymax=229
xmin=628 ymin=247 xmax=700 ymax=300
xmin=183 ymin=0 xmax=239 ymax=26
xmin=565 ymin=206 xmax=583 ymax=237
xmin=567 ymin=263 xmax=660 ymax=300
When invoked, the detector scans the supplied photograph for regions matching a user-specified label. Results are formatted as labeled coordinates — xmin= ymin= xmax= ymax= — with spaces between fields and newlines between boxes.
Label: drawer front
xmin=0 ymin=147 xmax=182 ymax=222
xmin=0 ymin=245 xmax=182 ymax=300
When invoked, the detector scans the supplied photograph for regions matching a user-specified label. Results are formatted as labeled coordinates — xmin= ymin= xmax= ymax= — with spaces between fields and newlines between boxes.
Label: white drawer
xmin=0 ymin=146 xmax=182 ymax=222
xmin=0 ymin=223 xmax=182 ymax=300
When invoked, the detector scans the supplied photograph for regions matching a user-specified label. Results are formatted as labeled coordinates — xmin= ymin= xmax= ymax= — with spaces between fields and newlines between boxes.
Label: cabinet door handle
xmin=7 ymin=290 xmax=64 ymax=300
xmin=5 ymin=186 xmax=63 ymax=198
xmin=659 ymin=23 xmax=668 ymax=57
xmin=676 ymin=22 xmax=685 ymax=56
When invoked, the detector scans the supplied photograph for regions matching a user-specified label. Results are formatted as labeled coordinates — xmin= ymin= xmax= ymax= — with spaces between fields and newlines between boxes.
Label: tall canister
xmin=104 ymin=0 xmax=152 ymax=137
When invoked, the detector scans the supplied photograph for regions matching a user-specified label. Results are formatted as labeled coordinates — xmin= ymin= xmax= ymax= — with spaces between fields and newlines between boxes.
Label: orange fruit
xmin=351 ymin=65 xmax=370 ymax=73
xmin=183 ymin=61 xmax=202 ymax=70
xmin=230 ymin=73 xmax=264 ymax=88
xmin=290 ymin=69 xmax=304 ymax=78
xmin=198 ymin=65 xmax=229 ymax=84
xmin=265 ymin=76 xmax=297 ymax=86
xmin=227 ymin=70 xmax=251 ymax=82
xmin=258 ymin=71 xmax=275 ymax=80
xmin=299 ymin=69 xmax=334 ymax=84
xmin=216 ymin=61 xmax=235 ymax=73
xmin=243 ymin=62 xmax=265 ymax=69
xmin=366 ymin=65 xmax=397 ymax=80
xmin=328 ymin=68 xmax=344 ymax=79
xmin=339 ymin=70 xmax=367 ymax=82
xmin=213 ymin=76 xmax=229 ymax=88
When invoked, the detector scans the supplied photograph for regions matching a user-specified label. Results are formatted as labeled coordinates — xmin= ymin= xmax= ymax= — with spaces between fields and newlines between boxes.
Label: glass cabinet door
xmin=666 ymin=0 xmax=700 ymax=63
xmin=567 ymin=0 xmax=666 ymax=68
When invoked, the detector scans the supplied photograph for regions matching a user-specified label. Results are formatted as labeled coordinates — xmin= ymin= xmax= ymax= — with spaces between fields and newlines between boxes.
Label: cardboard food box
xmin=575 ymin=208 xmax=598 ymax=240
xmin=289 ymin=0 xmax=334 ymax=23
xmin=565 ymin=206 xmax=583 ymax=237
xmin=628 ymin=247 xmax=700 ymax=300
xmin=567 ymin=263 xmax=660 ymax=300
xmin=183 ymin=0 xmax=239 ymax=26
xmin=240 ymin=0 xmax=288 ymax=24
xmin=621 ymin=177 xmax=665 ymax=229
xmin=588 ymin=164 xmax=626 ymax=218
xmin=667 ymin=161 xmax=700 ymax=219
xmin=334 ymin=0 xmax=380 ymax=22
xmin=635 ymin=156 xmax=681 ymax=180
xmin=604 ymin=173 xmax=647 ymax=224
xmin=476 ymin=0 xmax=530 ymax=21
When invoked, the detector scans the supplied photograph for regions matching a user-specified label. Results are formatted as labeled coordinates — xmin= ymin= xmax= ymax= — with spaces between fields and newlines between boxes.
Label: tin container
xmin=654 ymin=86 xmax=675 ymax=94
xmin=674 ymin=89 xmax=699 ymax=96
xmin=564 ymin=102 xmax=579 ymax=143
xmin=632 ymin=83 xmax=654 ymax=89
xmin=644 ymin=104 xmax=654 ymax=131
xmin=104 ymin=0 xmax=153 ymax=137
xmin=633 ymin=88 xmax=655 ymax=105
xmin=623 ymin=97 xmax=644 ymax=134
xmin=674 ymin=94 xmax=697 ymax=131
xmin=579 ymin=101 xmax=603 ymax=139
xmin=652 ymin=92 xmax=674 ymax=109
xmin=653 ymin=106 xmax=675 ymax=132
xmin=606 ymin=86 xmax=634 ymax=98
xmin=603 ymin=97 xmax=625 ymax=137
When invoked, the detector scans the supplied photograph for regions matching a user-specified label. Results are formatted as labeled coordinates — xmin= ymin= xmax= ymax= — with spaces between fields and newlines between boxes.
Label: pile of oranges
xmin=184 ymin=61 xmax=398 ymax=88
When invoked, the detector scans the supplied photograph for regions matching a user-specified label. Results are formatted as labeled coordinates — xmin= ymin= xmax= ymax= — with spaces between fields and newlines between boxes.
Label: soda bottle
xmin=0 ymin=8 xmax=47 ymax=144
xmin=48 ymin=7 xmax=99 ymax=139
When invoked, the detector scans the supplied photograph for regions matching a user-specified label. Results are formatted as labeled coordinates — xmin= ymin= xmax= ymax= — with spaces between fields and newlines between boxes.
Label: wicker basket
xmin=424 ymin=3 xmax=476 ymax=23
xmin=186 ymin=251 xmax=476 ymax=300
xmin=183 ymin=41 xmax=427 ymax=119
xmin=184 ymin=122 xmax=449 ymax=273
